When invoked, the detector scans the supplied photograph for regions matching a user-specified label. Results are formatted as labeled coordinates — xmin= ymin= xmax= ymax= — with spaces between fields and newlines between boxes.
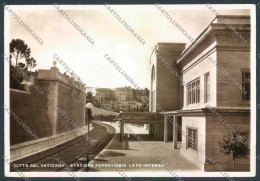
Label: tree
xmin=86 ymin=92 xmax=93 ymax=103
xmin=86 ymin=92 xmax=99 ymax=107
xmin=10 ymin=39 xmax=31 ymax=77
xmin=9 ymin=39 xmax=38 ymax=90
xmin=92 ymin=97 xmax=98 ymax=107
xmin=26 ymin=57 xmax=37 ymax=73
xmin=144 ymin=88 xmax=149 ymax=97
xmin=18 ymin=62 xmax=26 ymax=69
xmin=218 ymin=132 xmax=248 ymax=171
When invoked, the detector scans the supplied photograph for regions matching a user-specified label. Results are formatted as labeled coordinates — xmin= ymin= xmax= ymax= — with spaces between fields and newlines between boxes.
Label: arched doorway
xmin=149 ymin=65 xmax=156 ymax=136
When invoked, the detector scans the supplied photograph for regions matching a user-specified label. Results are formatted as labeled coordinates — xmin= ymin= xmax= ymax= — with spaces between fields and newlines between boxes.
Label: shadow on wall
xmin=10 ymin=80 xmax=51 ymax=145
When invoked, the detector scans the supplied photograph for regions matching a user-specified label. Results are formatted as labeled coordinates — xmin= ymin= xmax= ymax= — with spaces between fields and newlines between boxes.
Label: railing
xmin=121 ymin=112 xmax=162 ymax=123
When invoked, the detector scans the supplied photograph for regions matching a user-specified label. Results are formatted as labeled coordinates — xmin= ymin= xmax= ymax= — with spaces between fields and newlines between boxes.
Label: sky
xmin=7 ymin=5 xmax=250 ymax=91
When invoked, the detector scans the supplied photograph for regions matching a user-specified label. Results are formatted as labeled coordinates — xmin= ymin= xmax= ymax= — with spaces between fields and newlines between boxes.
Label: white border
xmin=4 ymin=4 xmax=256 ymax=178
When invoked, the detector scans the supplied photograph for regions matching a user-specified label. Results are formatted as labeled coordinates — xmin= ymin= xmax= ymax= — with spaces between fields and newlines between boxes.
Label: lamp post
xmin=119 ymin=111 xmax=123 ymax=142
xmin=86 ymin=102 xmax=94 ymax=171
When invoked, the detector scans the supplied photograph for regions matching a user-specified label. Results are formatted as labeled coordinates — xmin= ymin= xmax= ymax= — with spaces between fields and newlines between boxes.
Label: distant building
xmin=96 ymin=86 xmax=148 ymax=112
xmin=115 ymin=86 xmax=134 ymax=101
xmin=95 ymin=88 xmax=114 ymax=103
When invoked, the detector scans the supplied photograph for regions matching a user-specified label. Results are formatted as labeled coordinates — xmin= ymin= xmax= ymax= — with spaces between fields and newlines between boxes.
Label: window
xmin=187 ymin=128 xmax=198 ymax=150
xmin=204 ymin=73 xmax=210 ymax=103
xmin=242 ymin=72 xmax=250 ymax=100
xmin=187 ymin=78 xmax=200 ymax=105
xmin=151 ymin=66 xmax=155 ymax=83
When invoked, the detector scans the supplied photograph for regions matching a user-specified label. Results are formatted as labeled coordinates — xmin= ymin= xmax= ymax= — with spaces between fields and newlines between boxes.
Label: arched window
xmin=151 ymin=66 xmax=155 ymax=83
xmin=151 ymin=65 xmax=156 ymax=112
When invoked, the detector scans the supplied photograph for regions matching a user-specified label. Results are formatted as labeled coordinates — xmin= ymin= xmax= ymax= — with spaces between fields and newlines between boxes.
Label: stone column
xmin=173 ymin=116 xmax=178 ymax=149
xmin=164 ymin=115 xmax=168 ymax=142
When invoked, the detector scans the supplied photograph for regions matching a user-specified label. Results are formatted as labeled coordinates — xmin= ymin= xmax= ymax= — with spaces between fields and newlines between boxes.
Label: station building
xmin=149 ymin=15 xmax=251 ymax=171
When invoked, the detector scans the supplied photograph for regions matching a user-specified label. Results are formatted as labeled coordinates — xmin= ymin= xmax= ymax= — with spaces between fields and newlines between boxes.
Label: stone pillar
xmin=122 ymin=122 xmax=124 ymax=137
xmin=120 ymin=121 xmax=124 ymax=141
xmin=164 ymin=115 xmax=168 ymax=142
xmin=173 ymin=116 xmax=178 ymax=149
xmin=161 ymin=117 xmax=164 ymax=140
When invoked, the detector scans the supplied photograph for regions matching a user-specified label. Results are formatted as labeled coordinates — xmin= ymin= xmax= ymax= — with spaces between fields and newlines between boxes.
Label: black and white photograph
xmin=2 ymin=2 xmax=257 ymax=179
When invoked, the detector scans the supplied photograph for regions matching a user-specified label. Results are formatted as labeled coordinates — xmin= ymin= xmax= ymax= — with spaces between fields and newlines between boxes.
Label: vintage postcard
xmin=3 ymin=3 xmax=257 ymax=179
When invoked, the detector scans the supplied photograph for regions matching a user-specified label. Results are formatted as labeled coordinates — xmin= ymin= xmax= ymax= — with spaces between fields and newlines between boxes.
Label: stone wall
xmin=216 ymin=50 xmax=250 ymax=107
xmin=180 ymin=115 xmax=206 ymax=170
xmin=10 ymin=65 xmax=89 ymax=161
xmin=91 ymin=107 xmax=115 ymax=116
xmin=56 ymin=83 xmax=86 ymax=134
xmin=205 ymin=111 xmax=250 ymax=171
xmin=10 ymin=79 xmax=51 ymax=145
xmin=180 ymin=111 xmax=250 ymax=171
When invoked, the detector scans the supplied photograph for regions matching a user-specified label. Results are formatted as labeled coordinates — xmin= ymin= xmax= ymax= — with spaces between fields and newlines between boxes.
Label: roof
xmin=176 ymin=15 xmax=250 ymax=64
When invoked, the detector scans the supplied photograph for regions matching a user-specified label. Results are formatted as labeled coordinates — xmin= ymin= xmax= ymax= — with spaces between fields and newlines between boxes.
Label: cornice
xmin=176 ymin=24 xmax=251 ymax=64
xmin=215 ymin=45 xmax=250 ymax=51
xmin=176 ymin=29 xmax=250 ymax=68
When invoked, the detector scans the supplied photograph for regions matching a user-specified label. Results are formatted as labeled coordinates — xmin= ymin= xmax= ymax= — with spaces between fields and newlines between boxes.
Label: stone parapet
xmin=38 ymin=66 xmax=86 ymax=93
xmin=10 ymin=124 xmax=93 ymax=162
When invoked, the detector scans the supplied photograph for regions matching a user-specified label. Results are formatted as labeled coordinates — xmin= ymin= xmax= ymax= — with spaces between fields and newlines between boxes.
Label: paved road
xmin=11 ymin=122 xmax=115 ymax=172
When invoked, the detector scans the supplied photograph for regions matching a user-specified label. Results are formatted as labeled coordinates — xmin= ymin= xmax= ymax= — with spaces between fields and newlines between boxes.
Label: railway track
xmin=11 ymin=123 xmax=115 ymax=172
xmin=58 ymin=124 xmax=115 ymax=171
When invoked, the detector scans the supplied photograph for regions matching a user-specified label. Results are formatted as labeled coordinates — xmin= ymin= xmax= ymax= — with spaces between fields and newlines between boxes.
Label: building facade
xmin=115 ymin=86 xmax=134 ymax=101
xmin=96 ymin=86 xmax=148 ymax=112
xmin=96 ymin=86 xmax=134 ymax=103
xmin=95 ymin=88 xmax=114 ymax=103
xmin=149 ymin=15 xmax=250 ymax=171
